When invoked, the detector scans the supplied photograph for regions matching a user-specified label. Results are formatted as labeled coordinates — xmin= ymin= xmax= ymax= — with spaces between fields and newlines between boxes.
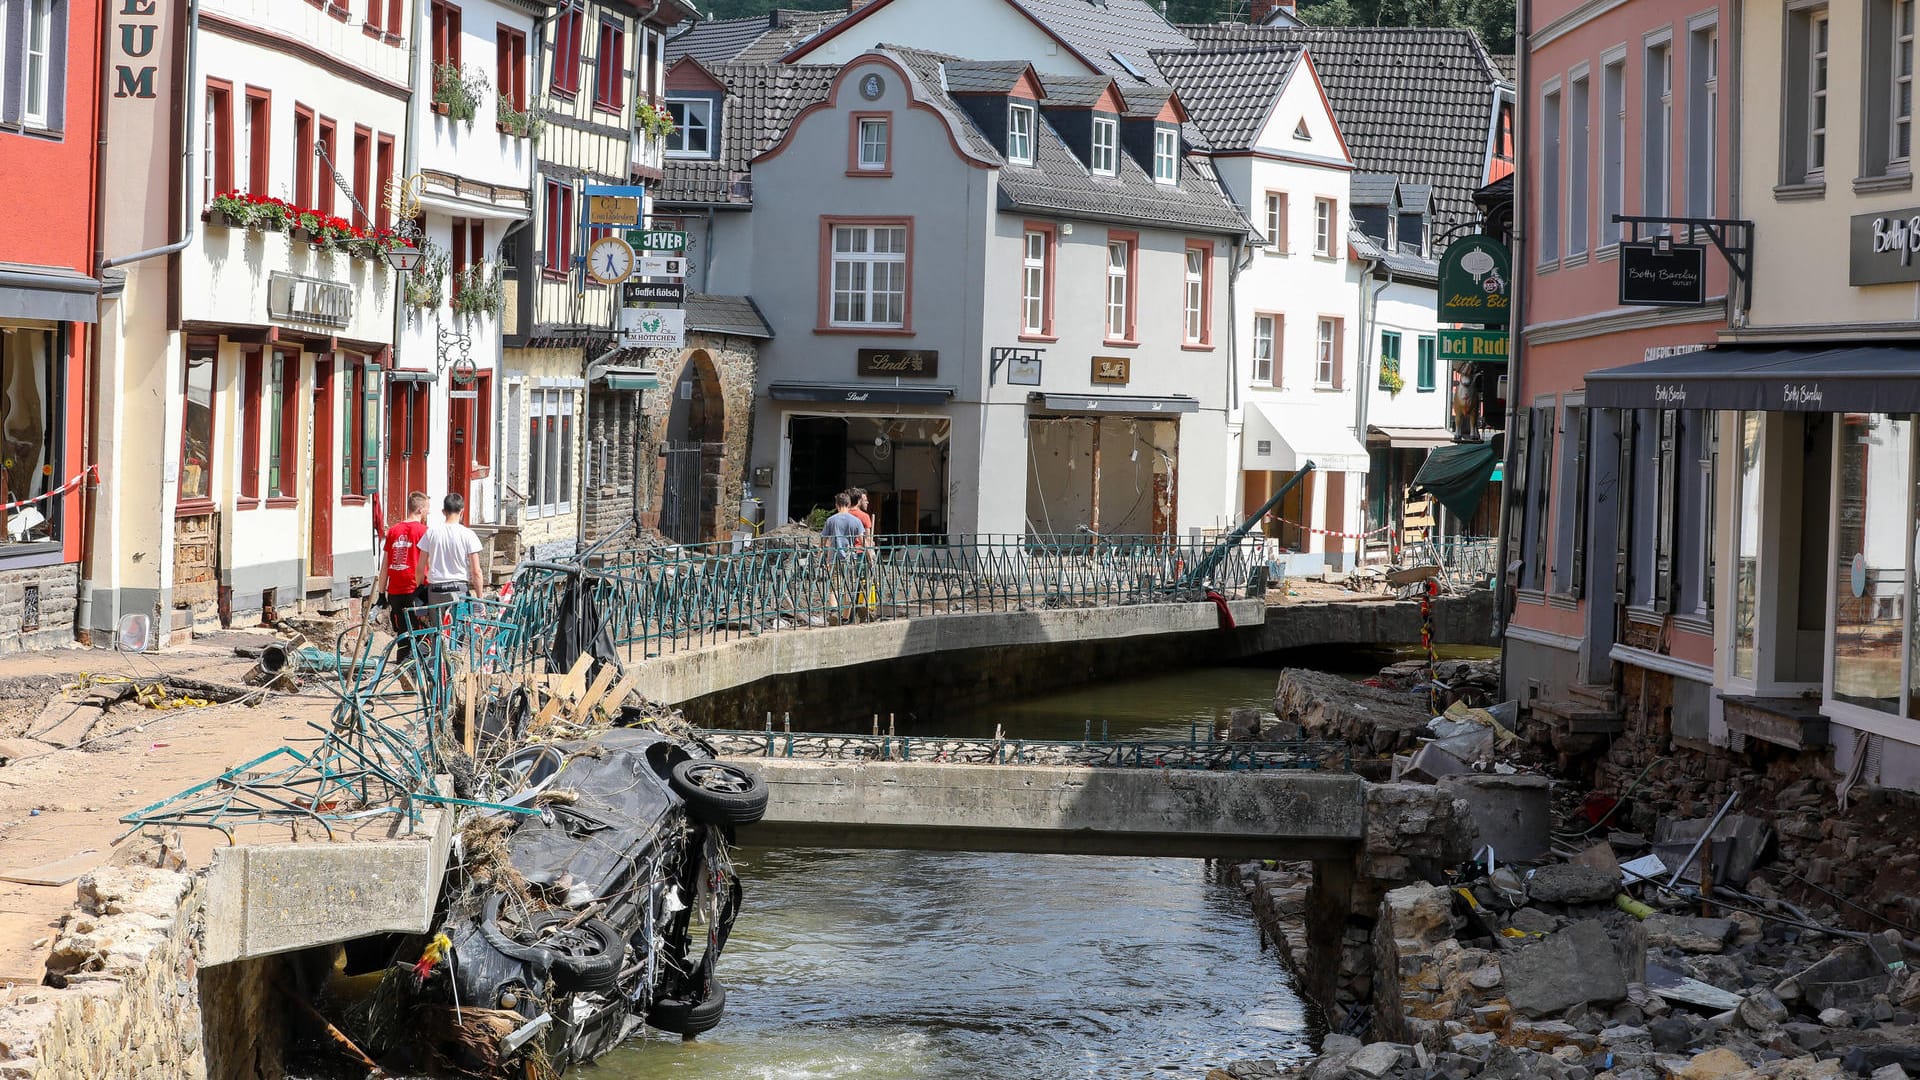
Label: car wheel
xmin=669 ymin=760 xmax=769 ymax=825
xmin=533 ymin=913 xmax=624 ymax=994
xmin=646 ymin=983 xmax=727 ymax=1036
xmin=478 ymin=896 xmax=623 ymax=994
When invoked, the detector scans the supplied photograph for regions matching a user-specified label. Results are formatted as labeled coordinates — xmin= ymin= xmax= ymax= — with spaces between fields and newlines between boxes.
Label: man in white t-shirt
xmin=416 ymin=493 xmax=486 ymax=607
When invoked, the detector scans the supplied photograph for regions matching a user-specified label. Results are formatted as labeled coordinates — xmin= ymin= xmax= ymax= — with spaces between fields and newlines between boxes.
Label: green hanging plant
xmin=404 ymin=238 xmax=449 ymax=310
xmin=636 ymin=101 xmax=677 ymax=141
xmin=1379 ymin=355 xmax=1406 ymax=396
xmin=433 ymin=63 xmax=490 ymax=127
xmin=451 ymin=260 xmax=505 ymax=318
xmin=496 ymin=99 xmax=548 ymax=140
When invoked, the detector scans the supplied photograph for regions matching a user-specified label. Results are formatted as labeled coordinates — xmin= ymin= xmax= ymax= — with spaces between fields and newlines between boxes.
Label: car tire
xmin=647 ymin=983 xmax=727 ymax=1036
xmin=535 ymin=914 xmax=624 ymax=994
xmin=669 ymin=760 xmax=769 ymax=825
xmin=478 ymin=896 xmax=623 ymax=994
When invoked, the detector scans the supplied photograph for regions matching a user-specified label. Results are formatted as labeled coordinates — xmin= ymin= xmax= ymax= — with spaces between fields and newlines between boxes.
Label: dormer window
xmin=1092 ymin=116 xmax=1118 ymax=176
xmin=1153 ymin=127 xmax=1179 ymax=184
xmin=1007 ymin=103 xmax=1035 ymax=165
xmin=667 ymin=98 xmax=714 ymax=158
xmin=1293 ymin=119 xmax=1310 ymax=141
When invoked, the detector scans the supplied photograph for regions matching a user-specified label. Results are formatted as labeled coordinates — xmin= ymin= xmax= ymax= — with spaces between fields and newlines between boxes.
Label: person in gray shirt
xmin=821 ymin=491 xmax=866 ymax=552
xmin=821 ymin=492 xmax=868 ymax=623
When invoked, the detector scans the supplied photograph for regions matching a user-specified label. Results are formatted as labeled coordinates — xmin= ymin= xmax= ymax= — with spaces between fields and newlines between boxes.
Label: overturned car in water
xmin=324 ymin=726 xmax=768 ymax=1077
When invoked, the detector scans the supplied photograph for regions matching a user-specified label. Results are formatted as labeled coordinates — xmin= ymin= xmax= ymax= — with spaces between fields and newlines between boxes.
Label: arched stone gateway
xmin=637 ymin=336 xmax=756 ymax=546
xmin=658 ymin=350 xmax=726 ymax=544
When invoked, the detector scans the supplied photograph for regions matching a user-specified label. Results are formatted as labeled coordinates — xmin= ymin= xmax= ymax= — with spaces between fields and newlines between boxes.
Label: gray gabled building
xmin=661 ymin=46 xmax=1253 ymax=538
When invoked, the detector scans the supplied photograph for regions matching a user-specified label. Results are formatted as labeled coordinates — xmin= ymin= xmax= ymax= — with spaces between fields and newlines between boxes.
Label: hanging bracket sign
xmin=1436 ymin=236 xmax=1511 ymax=326
xmin=1619 ymin=239 xmax=1708 ymax=306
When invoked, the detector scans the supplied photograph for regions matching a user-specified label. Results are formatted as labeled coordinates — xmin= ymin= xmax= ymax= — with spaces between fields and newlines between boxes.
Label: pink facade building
xmin=1505 ymin=0 xmax=1732 ymax=734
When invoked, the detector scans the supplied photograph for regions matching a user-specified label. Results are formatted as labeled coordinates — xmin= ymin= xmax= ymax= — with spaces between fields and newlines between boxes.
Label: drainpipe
xmin=702 ymin=206 xmax=716 ymax=293
xmin=77 ymin=0 xmax=118 ymax=645
xmin=101 ymin=0 xmax=201 ymax=270
xmin=1355 ymin=259 xmax=1392 ymax=439
xmin=1494 ymin=11 xmax=1532 ymax=692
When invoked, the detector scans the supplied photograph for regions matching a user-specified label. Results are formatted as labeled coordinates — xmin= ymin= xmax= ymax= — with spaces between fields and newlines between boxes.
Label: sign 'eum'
xmin=1436 ymin=236 xmax=1511 ymax=326
xmin=115 ymin=0 xmax=163 ymax=99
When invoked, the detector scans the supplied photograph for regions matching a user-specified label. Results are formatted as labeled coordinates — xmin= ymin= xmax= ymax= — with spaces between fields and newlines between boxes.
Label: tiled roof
xmin=1491 ymin=54 xmax=1516 ymax=83
xmin=1348 ymin=226 xmax=1439 ymax=284
xmin=943 ymin=59 xmax=1035 ymax=94
xmin=1175 ymin=23 xmax=1504 ymax=228
xmin=665 ymin=9 xmax=844 ymax=65
xmin=883 ymin=44 xmax=1247 ymax=235
xmin=1119 ymin=84 xmax=1175 ymax=119
xmin=657 ymin=62 xmax=839 ymax=205
xmin=1149 ymin=46 xmax=1299 ymax=150
xmin=1036 ymin=74 xmax=1113 ymax=107
xmin=1349 ymin=172 xmax=1398 ymax=206
xmin=882 ymin=47 xmax=1007 ymax=162
xmin=1004 ymin=0 xmax=1194 ymax=83
xmin=686 ymin=293 xmax=773 ymax=338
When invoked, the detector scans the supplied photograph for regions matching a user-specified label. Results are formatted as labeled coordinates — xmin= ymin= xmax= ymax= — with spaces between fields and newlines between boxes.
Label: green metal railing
xmin=494 ymin=532 xmax=1263 ymax=662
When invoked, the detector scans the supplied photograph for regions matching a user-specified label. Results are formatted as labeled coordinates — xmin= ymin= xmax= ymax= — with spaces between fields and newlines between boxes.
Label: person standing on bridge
xmin=821 ymin=492 xmax=866 ymax=624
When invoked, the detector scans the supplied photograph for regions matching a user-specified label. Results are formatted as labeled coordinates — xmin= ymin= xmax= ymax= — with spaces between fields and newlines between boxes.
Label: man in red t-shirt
xmin=372 ymin=492 xmax=431 ymax=657
xmin=849 ymin=488 xmax=874 ymax=545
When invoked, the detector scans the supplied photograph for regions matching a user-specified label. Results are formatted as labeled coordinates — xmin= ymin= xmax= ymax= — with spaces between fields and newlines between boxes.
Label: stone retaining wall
xmin=0 ymin=563 xmax=78 ymax=655
xmin=0 ymin=857 xmax=206 ymax=1079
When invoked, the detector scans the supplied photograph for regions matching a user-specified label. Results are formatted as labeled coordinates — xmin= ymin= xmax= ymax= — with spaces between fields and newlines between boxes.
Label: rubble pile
xmin=1223 ymin=660 xmax=1920 ymax=1080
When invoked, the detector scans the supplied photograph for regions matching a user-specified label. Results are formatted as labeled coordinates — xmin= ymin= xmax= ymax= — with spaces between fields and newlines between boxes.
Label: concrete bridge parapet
xmin=733 ymin=758 xmax=1367 ymax=861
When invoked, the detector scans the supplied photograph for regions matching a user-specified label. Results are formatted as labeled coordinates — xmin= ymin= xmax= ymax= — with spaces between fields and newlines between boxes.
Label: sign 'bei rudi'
xmin=1436 ymin=236 xmax=1511 ymax=326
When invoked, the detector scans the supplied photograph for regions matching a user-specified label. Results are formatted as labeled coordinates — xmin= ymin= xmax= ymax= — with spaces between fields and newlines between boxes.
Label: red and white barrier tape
xmin=1264 ymin=514 xmax=1392 ymax=541
xmin=0 ymin=465 xmax=96 ymax=515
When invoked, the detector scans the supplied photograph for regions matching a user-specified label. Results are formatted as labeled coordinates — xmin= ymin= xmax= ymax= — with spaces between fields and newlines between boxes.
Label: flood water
xmin=580 ymin=666 xmax=1316 ymax=1080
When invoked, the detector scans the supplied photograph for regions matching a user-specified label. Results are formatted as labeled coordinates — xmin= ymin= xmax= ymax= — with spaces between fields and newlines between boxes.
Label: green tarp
xmin=1410 ymin=439 xmax=1499 ymax=522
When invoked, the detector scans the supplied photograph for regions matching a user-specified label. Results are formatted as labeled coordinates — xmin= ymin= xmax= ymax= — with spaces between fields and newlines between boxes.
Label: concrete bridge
xmin=727 ymin=758 xmax=1366 ymax=861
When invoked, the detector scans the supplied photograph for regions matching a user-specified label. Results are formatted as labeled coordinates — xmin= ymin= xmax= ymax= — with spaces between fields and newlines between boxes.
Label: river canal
xmin=581 ymin=666 xmax=1316 ymax=1080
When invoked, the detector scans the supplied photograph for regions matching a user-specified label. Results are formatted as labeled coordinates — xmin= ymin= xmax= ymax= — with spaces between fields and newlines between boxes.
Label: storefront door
xmin=386 ymin=381 xmax=430 ymax=521
xmin=310 ymin=357 xmax=334 ymax=578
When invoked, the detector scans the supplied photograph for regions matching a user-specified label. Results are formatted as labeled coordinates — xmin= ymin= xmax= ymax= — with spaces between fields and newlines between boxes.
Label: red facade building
xmin=0 ymin=0 xmax=103 ymax=649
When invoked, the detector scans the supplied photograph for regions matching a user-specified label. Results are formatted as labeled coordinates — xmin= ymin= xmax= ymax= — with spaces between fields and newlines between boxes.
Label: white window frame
xmin=829 ymin=224 xmax=908 ymax=329
xmin=1686 ymin=22 xmax=1717 ymax=218
xmin=1809 ymin=10 xmax=1830 ymax=178
xmin=1541 ymin=80 xmax=1562 ymax=262
xmin=1091 ymin=116 xmax=1118 ymax=176
xmin=203 ymin=86 xmax=218 ymax=205
xmin=857 ymin=116 xmax=889 ymax=170
xmin=1642 ymin=34 xmax=1673 ymax=222
xmin=1183 ymin=247 xmax=1205 ymax=344
xmin=1601 ymin=51 xmax=1626 ymax=247
xmin=1022 ymin=230 xmax=1046 ymax=335
xmin=665 ymin=98 xmax=712 ymax=158
xmin=1105 ymin=239 xmax=1130 ymax=339
xmin=1264 ymin=191 xmax=1287 ymax=253
xmin=1315 ymin=317 xmax=1337 ymax=387
xmin=1568 ymin=67 xmax=1591 ymax=256
xmin=528 ymin=388 xmax=576 ymax=518
xmin=23 ymin=0 xmax=55 ymax=129
xmin=1313 ymin=197 xmax=1335 ymax=256
xmin=1007 ymin=103 xmax=1035 ymax=165
xmin=1253 ymin=315 xmax=1276 ymax=385
xmin=1153 ymin=126 xmax=1179 ymax=184
xmin=1896 ymin=0 xmax=1915 ymax=170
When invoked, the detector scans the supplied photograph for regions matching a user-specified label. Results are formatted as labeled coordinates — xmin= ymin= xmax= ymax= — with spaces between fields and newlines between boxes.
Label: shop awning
xmin=1368 ymin=425 xmax=1455 ymax=449
xmin=1587 ymin=344 xmax=1920 ymax=412
xmin=593 ymin=365 xmax=660 ymax=391
xmin=770 ymin=382 xmax=954 ymax=405
xmin=0 ymin=264 xmax=100 ymax=323
xmin=1242 ymin=401 xmax=1369 ymax=472
xmin=1410 ymin=439 xmax=1499 ymax=521
xmin=386 ymin=368 xmax=436 ymax=384
xmin=1030 ymin=392 xmax=1201 ymax=414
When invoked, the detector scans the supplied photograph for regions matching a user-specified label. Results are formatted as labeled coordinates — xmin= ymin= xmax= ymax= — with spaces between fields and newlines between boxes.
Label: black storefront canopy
xmin=1586 ymin=345 xmax=1920 ymax=412
xmin=769 ymin=382 xmax=955 ymax=405
xmin=1410 ymin=439 xmax=1500 ymax=522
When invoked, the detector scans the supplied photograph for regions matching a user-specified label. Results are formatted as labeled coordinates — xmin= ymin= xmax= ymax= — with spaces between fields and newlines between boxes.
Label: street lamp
xmin=386 ymin=239 xmax=426 ymax=274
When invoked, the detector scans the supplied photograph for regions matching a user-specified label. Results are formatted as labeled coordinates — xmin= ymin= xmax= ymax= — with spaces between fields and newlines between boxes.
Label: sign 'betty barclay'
xmin=1850 ymin=206 xmax=1920 ymax=285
